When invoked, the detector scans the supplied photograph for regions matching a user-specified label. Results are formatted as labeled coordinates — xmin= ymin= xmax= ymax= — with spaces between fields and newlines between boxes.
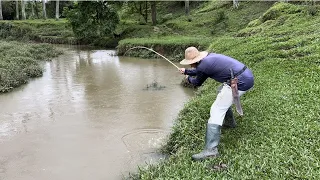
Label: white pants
xmin=208 ymin=84 xmax=247 ymax=125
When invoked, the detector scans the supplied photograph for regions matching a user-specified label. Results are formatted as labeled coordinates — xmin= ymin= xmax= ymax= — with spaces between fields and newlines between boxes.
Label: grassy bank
xmin=117 ymin=1 xmax=273 ymax=61
xmin=0 ymin=2 xmax=273 ymax=55
xmin=117 ymin=36 xmax=211 ymax=61
xmin=0 ymin=41 xmax=63 ymax=93
xmin=0 ymin=19 xmax=77 ymax=44
xmin=0 ymin=19 xmax=121 ymax=47
xmin=130 ymin=2 xmax=320 ymax=179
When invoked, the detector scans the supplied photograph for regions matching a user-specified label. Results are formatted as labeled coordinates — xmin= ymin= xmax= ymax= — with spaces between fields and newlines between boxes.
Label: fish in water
xmin=143 ymin=81 xmax=166 ymax=91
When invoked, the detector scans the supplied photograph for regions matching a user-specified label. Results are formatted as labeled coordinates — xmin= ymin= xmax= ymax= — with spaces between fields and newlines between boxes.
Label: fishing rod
xmin=124 ymin=46 xmax=180 ymax=70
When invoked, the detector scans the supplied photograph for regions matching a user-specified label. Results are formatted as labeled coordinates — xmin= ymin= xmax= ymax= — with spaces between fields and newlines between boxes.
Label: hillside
xmin=0 ymin=19 xmax=76 ymax=44
xmin=131 ymin=2 xmax=320 ymax=179
xmin=117 ymin=1 xmax=274 ymax=60
xmin=0 ymin=1 xmax=273 ymax=52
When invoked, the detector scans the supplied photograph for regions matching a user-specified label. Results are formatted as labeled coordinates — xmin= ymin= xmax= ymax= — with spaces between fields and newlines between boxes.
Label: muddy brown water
xmin=0 ymin=47 xmax=194 ymax=180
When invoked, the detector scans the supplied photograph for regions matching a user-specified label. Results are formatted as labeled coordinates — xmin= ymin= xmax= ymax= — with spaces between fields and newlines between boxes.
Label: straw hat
xmin=179 ymin=47 xmax=208 ymax=65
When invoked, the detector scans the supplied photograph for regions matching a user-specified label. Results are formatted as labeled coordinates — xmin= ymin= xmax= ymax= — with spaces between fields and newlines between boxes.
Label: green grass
xmin=117 ymin=1 xmax=274 ymax=60
xmin=164 ymin=1 xmax=273 ymax=36
xmin=0 ymin=19 xmax=120 ymax=47
xmin=117 ymin=36 xmax=212 ymax=61
xmin=119 ymin=1 xmax=273 ymax=37
xmin=0 ymin=40 xmax=63 ymax=93
xmin=129 ymin=2 xmax=320 ymax=179
xmin=0 ymin=19 xmax=76 ymax=44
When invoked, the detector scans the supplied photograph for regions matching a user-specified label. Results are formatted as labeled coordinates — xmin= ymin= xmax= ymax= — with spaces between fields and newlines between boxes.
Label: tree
xmin=144 ymin=1 xmax=148 ymax=23
xmin=0 ymin=0 xmax=3 ymax=20
xmin=185 ymin=0 xmax=190 ymax=21
xmin=15 ymin=0 xmax=19 ymax=20
xmin=233 ymin=0 xmax=239 ymax=8
xmin=42 ymin=0 xmax=46 ymax=19
xmin=65 ymin=1 xmax=119 ymax=43
xmin=30 ymin=0 xmax=35 ymax=18
xmin=34 ymin=1 xmax=39 ymax=18
xmin=55 ymin=0 xmax=59 ymax=20
xmin=185 ymin=0 xmax=190 ymax=16
xmin=21 ymin=0 xmax=26 ymax=20
xmin=124 ymin=1 xmax=149 ymax=23
xmin=151 ymin=1 xmax=156 ymax=25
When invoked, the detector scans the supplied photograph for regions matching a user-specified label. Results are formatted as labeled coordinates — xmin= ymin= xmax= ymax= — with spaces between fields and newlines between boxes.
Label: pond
xmin=0 ymin=46 xmax=193 ymax=180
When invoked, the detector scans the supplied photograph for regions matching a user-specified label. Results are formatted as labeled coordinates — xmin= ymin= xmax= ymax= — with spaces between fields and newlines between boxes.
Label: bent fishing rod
xmin=124 ymin=46 xmax=180 ymax=70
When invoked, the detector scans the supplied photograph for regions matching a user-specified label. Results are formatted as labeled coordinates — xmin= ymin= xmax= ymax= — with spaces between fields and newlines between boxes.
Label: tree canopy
xmin=65 ymin=1 xmax=120 ymax=43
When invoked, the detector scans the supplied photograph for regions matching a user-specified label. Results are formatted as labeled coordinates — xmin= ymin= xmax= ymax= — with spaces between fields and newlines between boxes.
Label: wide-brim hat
xmin=179 ymin=47 xmax=208 ymax=65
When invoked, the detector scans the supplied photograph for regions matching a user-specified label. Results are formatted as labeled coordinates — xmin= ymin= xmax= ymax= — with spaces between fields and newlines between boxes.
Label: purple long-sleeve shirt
xmin=185 ymin=53 xmax=254 ymax=91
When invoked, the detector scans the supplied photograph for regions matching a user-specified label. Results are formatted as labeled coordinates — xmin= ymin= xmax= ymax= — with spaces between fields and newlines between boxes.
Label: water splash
xmin=143 ymin=81 xmax=166 ymax=91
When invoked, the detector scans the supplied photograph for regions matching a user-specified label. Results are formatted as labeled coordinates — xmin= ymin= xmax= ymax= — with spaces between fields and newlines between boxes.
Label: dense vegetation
xmin=1 ymin=1 xmax=320 ymax=179
xmin=64 ymin=1 xmax=120 ymax=47
xmin=117 ymin=1 xmax=274 ymax=60
xmin=129 ymin=2 xmax=320 ymax=179
xmin=0 ymin=19 xmax=75 ymax=44
xmin=0 ymin=41 xmax=62 ymax=93
xmin=0 ymin=1 xmax=272 ymax=50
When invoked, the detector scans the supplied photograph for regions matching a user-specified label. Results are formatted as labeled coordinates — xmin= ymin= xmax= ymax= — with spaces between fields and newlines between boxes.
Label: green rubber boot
xmin=192 ymin=124 xmax=221 ymax=161
xmin=223 ymin=107 xmax=236 ymax=128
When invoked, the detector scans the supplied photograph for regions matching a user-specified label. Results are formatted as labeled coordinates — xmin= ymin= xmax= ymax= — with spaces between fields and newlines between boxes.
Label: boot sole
xmin=191 ymin=154 xmax=219 ymax=161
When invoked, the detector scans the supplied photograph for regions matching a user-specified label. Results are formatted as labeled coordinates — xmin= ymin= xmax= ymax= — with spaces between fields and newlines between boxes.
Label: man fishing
xmin=179 ymin=46 xmax=254 ymax=161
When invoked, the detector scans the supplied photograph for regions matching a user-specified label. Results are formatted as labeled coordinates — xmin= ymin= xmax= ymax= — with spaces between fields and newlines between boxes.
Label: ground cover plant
xmin=129 ymin=2 xmax=320 ymax=179
xmin=117 ymin=1 xmax=274 ymax=60
xmin=0 ymin=19 xmax=76 ymax=44
xmin=117 ymin=36 xmax=212 ymax=61
xmin=1 ymin=1 xmax=272 ymax=51
xmin=0 ymin=40 xmax=62 ymax=93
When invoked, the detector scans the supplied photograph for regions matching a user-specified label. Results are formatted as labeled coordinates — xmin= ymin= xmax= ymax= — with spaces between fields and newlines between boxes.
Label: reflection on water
xmin=0 ymin=47 xmax=193 ymax=180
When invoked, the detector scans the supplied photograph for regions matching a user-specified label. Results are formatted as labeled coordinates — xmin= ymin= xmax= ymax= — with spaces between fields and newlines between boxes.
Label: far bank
xmin=0 ymin=40 xmax=63 ymax=93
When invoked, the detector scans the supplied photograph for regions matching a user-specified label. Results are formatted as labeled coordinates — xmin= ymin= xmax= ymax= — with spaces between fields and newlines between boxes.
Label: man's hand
xmin=179 ymin=68 xmax=185 ymax=74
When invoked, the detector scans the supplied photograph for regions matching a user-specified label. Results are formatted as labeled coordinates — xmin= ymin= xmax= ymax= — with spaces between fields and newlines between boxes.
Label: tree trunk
xmin=185 ymin=0 xmax=190 ymax=16
xmin=21 ymin=0 xmax=26 ymax=20
xmin=139 ymin=2 xmax=142 ymax=21
xmin=31 ymin=0 xmax=35 ymax=18
xmin=42 ymin=0 xmax=46 ymax=20
xmin=185 ymin=0 xmax=191 ymax=21
xmin=151 ymin=1 xmax=156 ymax=25
xmin=144 ymin=1 xmax=147 ymax=23
xmin=55 ymin=0 xmax=59 ymax=20
xmin=233 ymin=0 xmax=239 ymax=8
xmin=34 ymin=1 xmax=39 ymax=19
xmin=0 ymin=0 xmax=3 ymax=20
xmin=16 ymin=0 xmax=19 ymax=20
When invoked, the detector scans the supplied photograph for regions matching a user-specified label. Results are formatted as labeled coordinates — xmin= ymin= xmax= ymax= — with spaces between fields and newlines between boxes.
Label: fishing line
xmin=124 ymin=46 xmax=180 ymax=70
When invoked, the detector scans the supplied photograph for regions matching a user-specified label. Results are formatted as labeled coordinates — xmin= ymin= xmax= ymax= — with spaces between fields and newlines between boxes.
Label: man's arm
xmin=187 ymin=71 xmax=208 ymax=87
xmin=184 ymin=68 xmax=197 ymax=76
xmin=179 ymin=68 xmax=197 ymax=76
